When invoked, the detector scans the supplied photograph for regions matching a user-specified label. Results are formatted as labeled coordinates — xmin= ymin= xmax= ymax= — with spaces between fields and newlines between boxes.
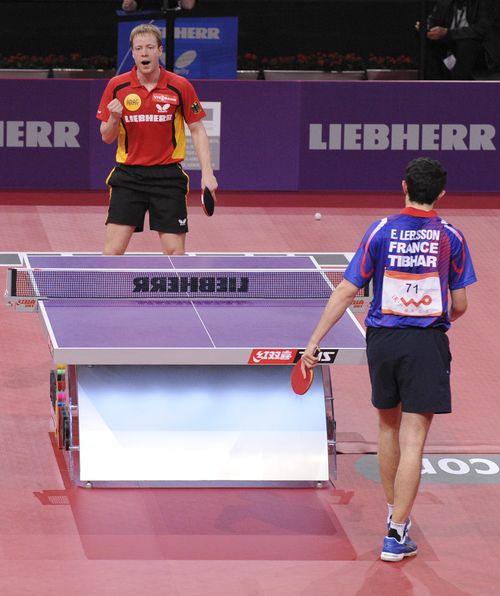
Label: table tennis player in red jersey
xmin=97 ymin=23 xmax=217 ymax=255
xmin=302 ymin=157 xmax=477 ymax=562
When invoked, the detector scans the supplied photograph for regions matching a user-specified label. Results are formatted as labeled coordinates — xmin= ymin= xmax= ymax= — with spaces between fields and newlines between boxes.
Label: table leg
xmin=321 ymin=365 xmax=336 ymax=484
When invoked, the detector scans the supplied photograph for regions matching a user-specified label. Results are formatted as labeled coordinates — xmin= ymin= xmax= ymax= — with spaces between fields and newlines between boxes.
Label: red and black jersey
xmin=96 ymin=66 xmax=206 ymax=166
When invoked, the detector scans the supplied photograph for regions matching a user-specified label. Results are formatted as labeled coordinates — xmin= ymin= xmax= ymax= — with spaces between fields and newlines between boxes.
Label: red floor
xmin=0 ymin=191 xmax=499 ymax=595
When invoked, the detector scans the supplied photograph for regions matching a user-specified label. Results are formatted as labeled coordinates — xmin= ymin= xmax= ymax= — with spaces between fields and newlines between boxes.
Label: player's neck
xmin=405 ymin=197 xmax=437 ymax=212
xmin=137 ymin=68 xmax=161 ymax=89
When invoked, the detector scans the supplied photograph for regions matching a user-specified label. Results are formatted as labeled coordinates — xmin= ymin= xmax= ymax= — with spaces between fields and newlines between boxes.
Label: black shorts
xmin=366 ymin=327 xmax=452 ymax=414
xmin=106 ymin=163 xmax=189 ymax=233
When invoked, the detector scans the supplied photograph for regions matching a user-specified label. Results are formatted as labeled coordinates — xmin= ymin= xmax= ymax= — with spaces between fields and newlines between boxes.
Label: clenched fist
xmin=107 ymin=98 xmax=123 ymax=121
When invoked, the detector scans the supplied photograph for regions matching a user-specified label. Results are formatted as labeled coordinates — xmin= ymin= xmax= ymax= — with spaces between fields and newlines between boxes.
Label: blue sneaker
xmin=380 ymin=531 xmax=418 ymax=562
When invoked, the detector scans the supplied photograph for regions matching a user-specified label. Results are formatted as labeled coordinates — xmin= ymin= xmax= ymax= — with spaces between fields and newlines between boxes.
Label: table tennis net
xmin=7 ymin=268 xmax=368 ymax=301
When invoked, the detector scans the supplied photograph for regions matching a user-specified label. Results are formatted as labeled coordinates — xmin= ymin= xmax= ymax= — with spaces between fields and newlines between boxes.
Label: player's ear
xmin=433 ymin=189 xmax=445 ymax=206
xmin=402 ymin=180 xmax=408 ymax=195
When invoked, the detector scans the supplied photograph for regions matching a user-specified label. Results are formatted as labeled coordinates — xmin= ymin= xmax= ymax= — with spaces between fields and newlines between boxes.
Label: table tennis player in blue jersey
xmin=302 ymin=157 xmax=477 ymax=562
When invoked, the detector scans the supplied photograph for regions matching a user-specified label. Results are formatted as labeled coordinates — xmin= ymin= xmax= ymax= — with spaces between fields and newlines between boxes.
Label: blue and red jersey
xmin=344 ymin=207 xmax=477 ymax=329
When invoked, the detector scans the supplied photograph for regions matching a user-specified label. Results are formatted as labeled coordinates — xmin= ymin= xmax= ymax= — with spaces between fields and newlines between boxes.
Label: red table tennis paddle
xmin=291 ymin=347 xmax=320 ymax=395
xmin=201 ymin=187 xmax=215 ymax=216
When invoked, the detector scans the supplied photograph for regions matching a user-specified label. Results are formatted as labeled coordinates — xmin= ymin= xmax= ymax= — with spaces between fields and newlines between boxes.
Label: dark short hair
xmin=405 ymin=158 xmax=447 ymax=204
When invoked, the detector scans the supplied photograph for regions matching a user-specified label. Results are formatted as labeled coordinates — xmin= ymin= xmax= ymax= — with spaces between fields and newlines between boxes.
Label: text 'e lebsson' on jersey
xmin=344 ymin=206 xmax=477 ymax=329
xmin=96 ymin=66 xmax=206 ymax=166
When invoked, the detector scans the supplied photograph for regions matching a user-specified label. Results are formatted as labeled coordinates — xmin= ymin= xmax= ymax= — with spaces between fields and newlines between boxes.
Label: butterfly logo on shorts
xmin=178 ymin=218 xmax=187 ymax=226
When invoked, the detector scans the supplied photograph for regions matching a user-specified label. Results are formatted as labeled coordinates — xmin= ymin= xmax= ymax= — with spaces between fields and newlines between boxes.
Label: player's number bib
xmin=381 ymin=270 xmax=443 ymax=317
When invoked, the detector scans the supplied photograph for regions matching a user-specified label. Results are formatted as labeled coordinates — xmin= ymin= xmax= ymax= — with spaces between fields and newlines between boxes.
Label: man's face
xmin=132 ymin=33 xmax=163 ymax=75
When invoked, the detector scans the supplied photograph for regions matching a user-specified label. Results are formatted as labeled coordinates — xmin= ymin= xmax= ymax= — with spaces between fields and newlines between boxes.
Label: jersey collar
xmin=400 ymin=206 xmax=438 ymax=218
xmin=157 ymin=68 xmax=169 ymax=88
xmin=130 ymin=66 xmax=169 ymax=89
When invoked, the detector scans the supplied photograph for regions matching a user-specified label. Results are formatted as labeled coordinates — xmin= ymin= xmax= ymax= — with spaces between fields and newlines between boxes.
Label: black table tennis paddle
xmin=201 ymin=187 xmax=215 ymax=216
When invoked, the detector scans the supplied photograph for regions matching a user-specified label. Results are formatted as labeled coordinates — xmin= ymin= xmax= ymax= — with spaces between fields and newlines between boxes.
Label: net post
xmin=7 ymin=268 xmax=17 ymax=297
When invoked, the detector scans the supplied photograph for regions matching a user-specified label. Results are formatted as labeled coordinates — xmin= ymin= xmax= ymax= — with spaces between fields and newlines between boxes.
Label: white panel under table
xmin=77 ymin=364 xmax=328 ymax=484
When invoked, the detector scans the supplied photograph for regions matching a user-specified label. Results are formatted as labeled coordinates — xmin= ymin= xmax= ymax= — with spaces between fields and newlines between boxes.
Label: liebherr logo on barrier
xmin=309 ymin=123 xmax=496 ymax=151
xmin=0 ymin=121 xmax=80 ymax=148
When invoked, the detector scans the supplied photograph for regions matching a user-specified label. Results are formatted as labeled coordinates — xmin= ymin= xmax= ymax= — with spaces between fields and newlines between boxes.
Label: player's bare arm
xmin=100 ymin=99 xmax=123 ymax=144
xmin=449 ymin=288 xmax=468 ymax=321
xmin=303 ymin=279 xmax=359 ymax=367
xmin=188 ymin=121 xmax=218 ymax=193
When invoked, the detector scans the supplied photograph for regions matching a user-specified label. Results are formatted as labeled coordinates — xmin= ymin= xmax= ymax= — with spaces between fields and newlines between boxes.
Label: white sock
xmin=389 ymin=520 xmax=406 ymax=541
xmin=386 ymin=503 xmax=394 ymax=524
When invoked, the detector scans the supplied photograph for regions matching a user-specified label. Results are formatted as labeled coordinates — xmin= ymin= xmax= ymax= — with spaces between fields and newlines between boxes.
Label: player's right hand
xmin=107 ymin=98 xmax=123 ymax=121
xmin=302 ymin=344 xmax=320 ymax=369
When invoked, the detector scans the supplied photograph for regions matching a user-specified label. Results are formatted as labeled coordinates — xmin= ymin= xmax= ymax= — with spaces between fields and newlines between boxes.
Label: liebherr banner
xmin=299 ymin=82 xmax=500 ymax=191
xmin=1 ymin=80 xmax=499 ymax=192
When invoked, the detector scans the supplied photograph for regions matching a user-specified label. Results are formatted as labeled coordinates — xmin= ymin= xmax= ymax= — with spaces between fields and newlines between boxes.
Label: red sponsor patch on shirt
xmin=152 ymin=93 xmax=179 ymax=104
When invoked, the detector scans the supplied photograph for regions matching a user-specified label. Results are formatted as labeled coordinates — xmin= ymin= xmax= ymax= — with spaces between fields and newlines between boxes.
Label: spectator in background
xmin=416 ymin=0 xmax=493 ymax=79
xmin=483 ymin=1 xmax=500 ymax=72
xmin=122 ymin=0 xmax=196 ymax=11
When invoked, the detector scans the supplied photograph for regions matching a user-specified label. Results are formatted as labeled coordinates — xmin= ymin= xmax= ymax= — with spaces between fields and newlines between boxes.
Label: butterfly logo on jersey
xmin=156 ymin=103 xmax=170 ymax=113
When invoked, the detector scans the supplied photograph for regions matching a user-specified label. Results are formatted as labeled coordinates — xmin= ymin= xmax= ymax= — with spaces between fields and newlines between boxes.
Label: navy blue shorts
xmin=106 ymin=163 xmax=189 ymax=233
xmin=366 ymin=327 xmax=452 ymax=414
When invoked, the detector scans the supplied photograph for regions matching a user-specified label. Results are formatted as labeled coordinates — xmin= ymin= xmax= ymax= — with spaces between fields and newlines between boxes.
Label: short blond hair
xmin=130 ymin=24 xmax=162 ymax=48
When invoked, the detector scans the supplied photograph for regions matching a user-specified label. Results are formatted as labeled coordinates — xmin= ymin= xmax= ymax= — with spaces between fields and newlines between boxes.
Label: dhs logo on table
xmin=249 ymin=349 xmax=298 ymax=364
xmin=248 ymin=348 xmax=338 ymax=365
xmin=294 ymin=349 xmax=338 ymax=364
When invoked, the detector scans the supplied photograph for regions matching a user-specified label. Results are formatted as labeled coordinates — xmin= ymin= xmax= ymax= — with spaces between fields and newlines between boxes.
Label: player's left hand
xmin=201 ymin=173 xmax=218 ymax=196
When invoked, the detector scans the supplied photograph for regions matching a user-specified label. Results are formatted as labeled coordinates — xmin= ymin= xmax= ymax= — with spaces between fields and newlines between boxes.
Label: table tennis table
xmin=5 ymin=252 xmax=367 ymax=487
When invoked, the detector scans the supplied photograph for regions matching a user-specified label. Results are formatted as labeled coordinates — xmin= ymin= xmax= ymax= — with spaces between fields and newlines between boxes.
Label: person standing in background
xmin=416 ymin=0 xmax=493 ymax=79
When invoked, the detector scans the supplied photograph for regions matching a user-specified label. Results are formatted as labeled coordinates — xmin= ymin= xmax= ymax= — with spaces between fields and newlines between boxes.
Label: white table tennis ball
xmin=314 ymin=212 xmax=322 ymax=220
